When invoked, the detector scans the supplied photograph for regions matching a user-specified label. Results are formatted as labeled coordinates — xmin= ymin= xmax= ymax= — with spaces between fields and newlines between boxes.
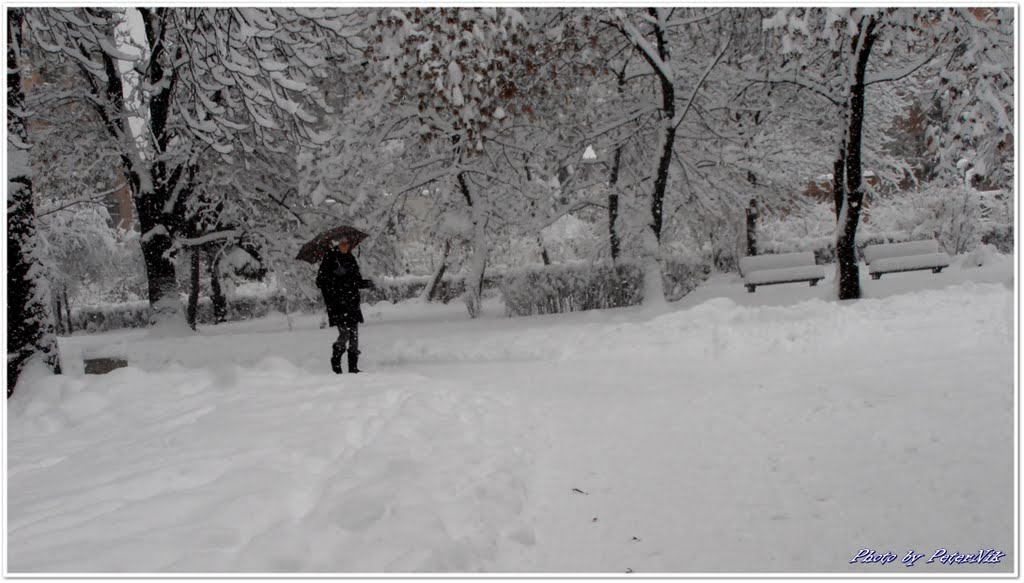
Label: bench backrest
xmin=739 ymin=252 xmax=816 ymax=275
xmin=862 ymin=240 xmax=940 ymax=264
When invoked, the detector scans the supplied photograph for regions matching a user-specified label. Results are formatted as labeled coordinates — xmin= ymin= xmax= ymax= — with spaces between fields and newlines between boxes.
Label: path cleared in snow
xmin=7 ymin=259 xmax=1015 ymax=573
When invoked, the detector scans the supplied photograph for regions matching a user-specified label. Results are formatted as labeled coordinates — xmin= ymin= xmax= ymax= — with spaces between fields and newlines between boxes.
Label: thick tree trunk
xmin=136 ymin=195 xmax=183 ymax=324
xmin=136 ymin=164 xmax=194 ymax=327
xmin=210 ymin=251 xmax=227 ymax=323
xmin=836 ymin=18 xmax=879 ymax=301
xmin=650 ymin=131 xmax=675 ymax=246
xmin=832 ymin=151 xmax=846 ymax=223
xmin=7 ymin=9 xmax=61 ymax=395
xmin=187 ymin=247 xmax=201 ymax=330
xmin=642 ymin=11 xmax=674 ymax=306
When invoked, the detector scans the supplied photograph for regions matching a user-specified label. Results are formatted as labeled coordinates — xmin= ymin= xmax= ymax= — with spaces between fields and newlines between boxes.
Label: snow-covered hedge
xmin=68 ymin=274 xmax=491 ymax=334
xmin=363 ymin=274 xmax=470 ymax=305
xmin=72 ymin=301 xmax=151 ymax=333
xmin=500 ymin=256 xmax=711 ymax=317
xmin=755 ymin=187 xmax=1013 ymax=263
xmin=70 ymin=296 xmax=311 ymax=333
xmin=757 ymin=232 xmax=930 ymax=265
xmin=67 ymin=260 xmax=710 ymax=333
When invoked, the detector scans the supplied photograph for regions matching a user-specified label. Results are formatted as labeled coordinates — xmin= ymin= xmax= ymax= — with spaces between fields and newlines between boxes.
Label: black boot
xmin=347 ymin=350 xmax=361 ymax=374
xmin=330 ymin=343 xmax=345 ymax=374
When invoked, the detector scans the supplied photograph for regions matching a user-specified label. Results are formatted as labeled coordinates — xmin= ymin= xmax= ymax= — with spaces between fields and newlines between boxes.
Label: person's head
xmin=336 ymin=238 xmax=351 ymax=254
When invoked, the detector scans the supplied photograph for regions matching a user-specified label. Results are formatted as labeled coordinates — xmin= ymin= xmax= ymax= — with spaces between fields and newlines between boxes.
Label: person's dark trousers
xmin=331 ymin=324 xmax=360 ymax=374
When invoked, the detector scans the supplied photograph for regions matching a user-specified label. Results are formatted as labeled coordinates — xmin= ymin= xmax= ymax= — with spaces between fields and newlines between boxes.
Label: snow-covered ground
xmin=6 ymin=256 xmax=1015 ymax=574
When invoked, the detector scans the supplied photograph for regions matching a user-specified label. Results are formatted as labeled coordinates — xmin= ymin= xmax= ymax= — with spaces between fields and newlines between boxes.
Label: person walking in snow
xmin=317 ymin=237 xmax=372 ymax=373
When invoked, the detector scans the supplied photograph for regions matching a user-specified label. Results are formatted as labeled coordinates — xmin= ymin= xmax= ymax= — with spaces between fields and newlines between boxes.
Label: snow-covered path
xmin=7 ymin=261 xmax=1015 ymax=573
xmin=9 ymin=366 xmax=536 ymax=572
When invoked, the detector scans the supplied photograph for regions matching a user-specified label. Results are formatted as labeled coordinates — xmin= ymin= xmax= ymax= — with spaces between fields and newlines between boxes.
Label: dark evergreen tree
xmin=7 ymin=8 xmax=61 ymax=396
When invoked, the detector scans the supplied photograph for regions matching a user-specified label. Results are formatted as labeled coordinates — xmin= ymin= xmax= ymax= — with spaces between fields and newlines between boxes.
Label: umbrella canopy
xmin=295 ymin=225 xmax=370 ymax=264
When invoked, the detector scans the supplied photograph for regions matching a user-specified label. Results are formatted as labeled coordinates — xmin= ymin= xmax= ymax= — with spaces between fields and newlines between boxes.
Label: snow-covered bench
xmin=862 ymin=240 xmax=950 ymax=280
xmin=739 ymin=252 xmax=824 ymax=293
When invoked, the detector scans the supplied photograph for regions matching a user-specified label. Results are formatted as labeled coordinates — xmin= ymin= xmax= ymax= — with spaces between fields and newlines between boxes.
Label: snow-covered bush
xmin=72 ymin=302 xmax=151 ymax=334
xmin=866 ymin=184 xmax=1012 ymax=256
xmin=501 ymin=256 xmax=710 ymax=317
xmin=752 ymin=182 xmax=1013 ymax=265
xmin=364 ymin=275 xmax=468 ymax=305
xmin=960 ymin=243 xmax=1002 ymax=270
xmin=980 ymin=224 xmax=1013 ymax=254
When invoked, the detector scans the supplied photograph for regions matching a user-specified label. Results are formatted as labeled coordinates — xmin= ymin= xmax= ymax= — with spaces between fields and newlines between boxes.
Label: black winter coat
xmin=317 ymin=250 xmax=371 ymax=327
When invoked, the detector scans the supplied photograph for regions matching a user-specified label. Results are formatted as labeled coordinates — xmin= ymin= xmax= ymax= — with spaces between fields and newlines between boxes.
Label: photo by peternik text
xmin=5 ymin=6 xmax=1014 ymax=575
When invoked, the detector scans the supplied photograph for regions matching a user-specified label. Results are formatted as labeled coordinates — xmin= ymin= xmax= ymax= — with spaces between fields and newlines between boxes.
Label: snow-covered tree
xmin=596 ymin=8 xmax=740 ymax=304
xmin=924 ymin=8 xmax=1014 ymax=190
xmin=314 ymin=8 xmax=590 ymax=316
xmin=7 ymin=9 xmax=61 ymax=395
xmin=369 ymin=8 xmax=524 ymax=315
xmin=25 ymin=8 xmax=363 ymax=326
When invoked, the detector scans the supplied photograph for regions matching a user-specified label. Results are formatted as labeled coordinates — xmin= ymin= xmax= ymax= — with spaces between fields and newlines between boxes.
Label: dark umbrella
xmin=295 ymin=225 xmax=370 ymax=264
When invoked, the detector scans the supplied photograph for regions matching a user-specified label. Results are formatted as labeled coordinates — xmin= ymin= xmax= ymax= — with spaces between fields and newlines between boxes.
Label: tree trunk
xmin=650 ymin=128 xmax=675 ymax=248
xmin=210 ymin=250 xmax=227 ymax=323
xmin=538 ymin=237 xmax=551 ymax=265
xmin=607 ymin=64 xmax=627 ymax=263
xmin=641 ymin=10 xmax=674 ymax=306
xmin=186 ymin=247 xmax=201 ymax=330
xmin=836 ymin=18 xmax=879 ymax=301
xmin=458 ymin=171 xmax=488 ymax=318
xmin=607 ymin=191 xmax=621 ymax=262
xmin=63 ymin=287 xmax=73 ymax=335
xmin=136 ymin=197 xmax=183 ymax=324
xmin=832 ymin=150 xmax=846 ymax=223
xmin=136 ymin=164 xmax=194 ymax=327
xmin=423 ymin=239 xmax=452 ymax=302
xmin=745 ymin=198 xmax=759 ymax=256
xmin=7 ymin=9 xmax=61 ymax=395
xmin=53 ymin=284 xmax=65 ymax=335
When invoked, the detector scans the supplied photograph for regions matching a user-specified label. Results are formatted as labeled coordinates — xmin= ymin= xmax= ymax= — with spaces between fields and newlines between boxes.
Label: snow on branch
xmin=612 ymin=11 xmax=675 ymax=84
